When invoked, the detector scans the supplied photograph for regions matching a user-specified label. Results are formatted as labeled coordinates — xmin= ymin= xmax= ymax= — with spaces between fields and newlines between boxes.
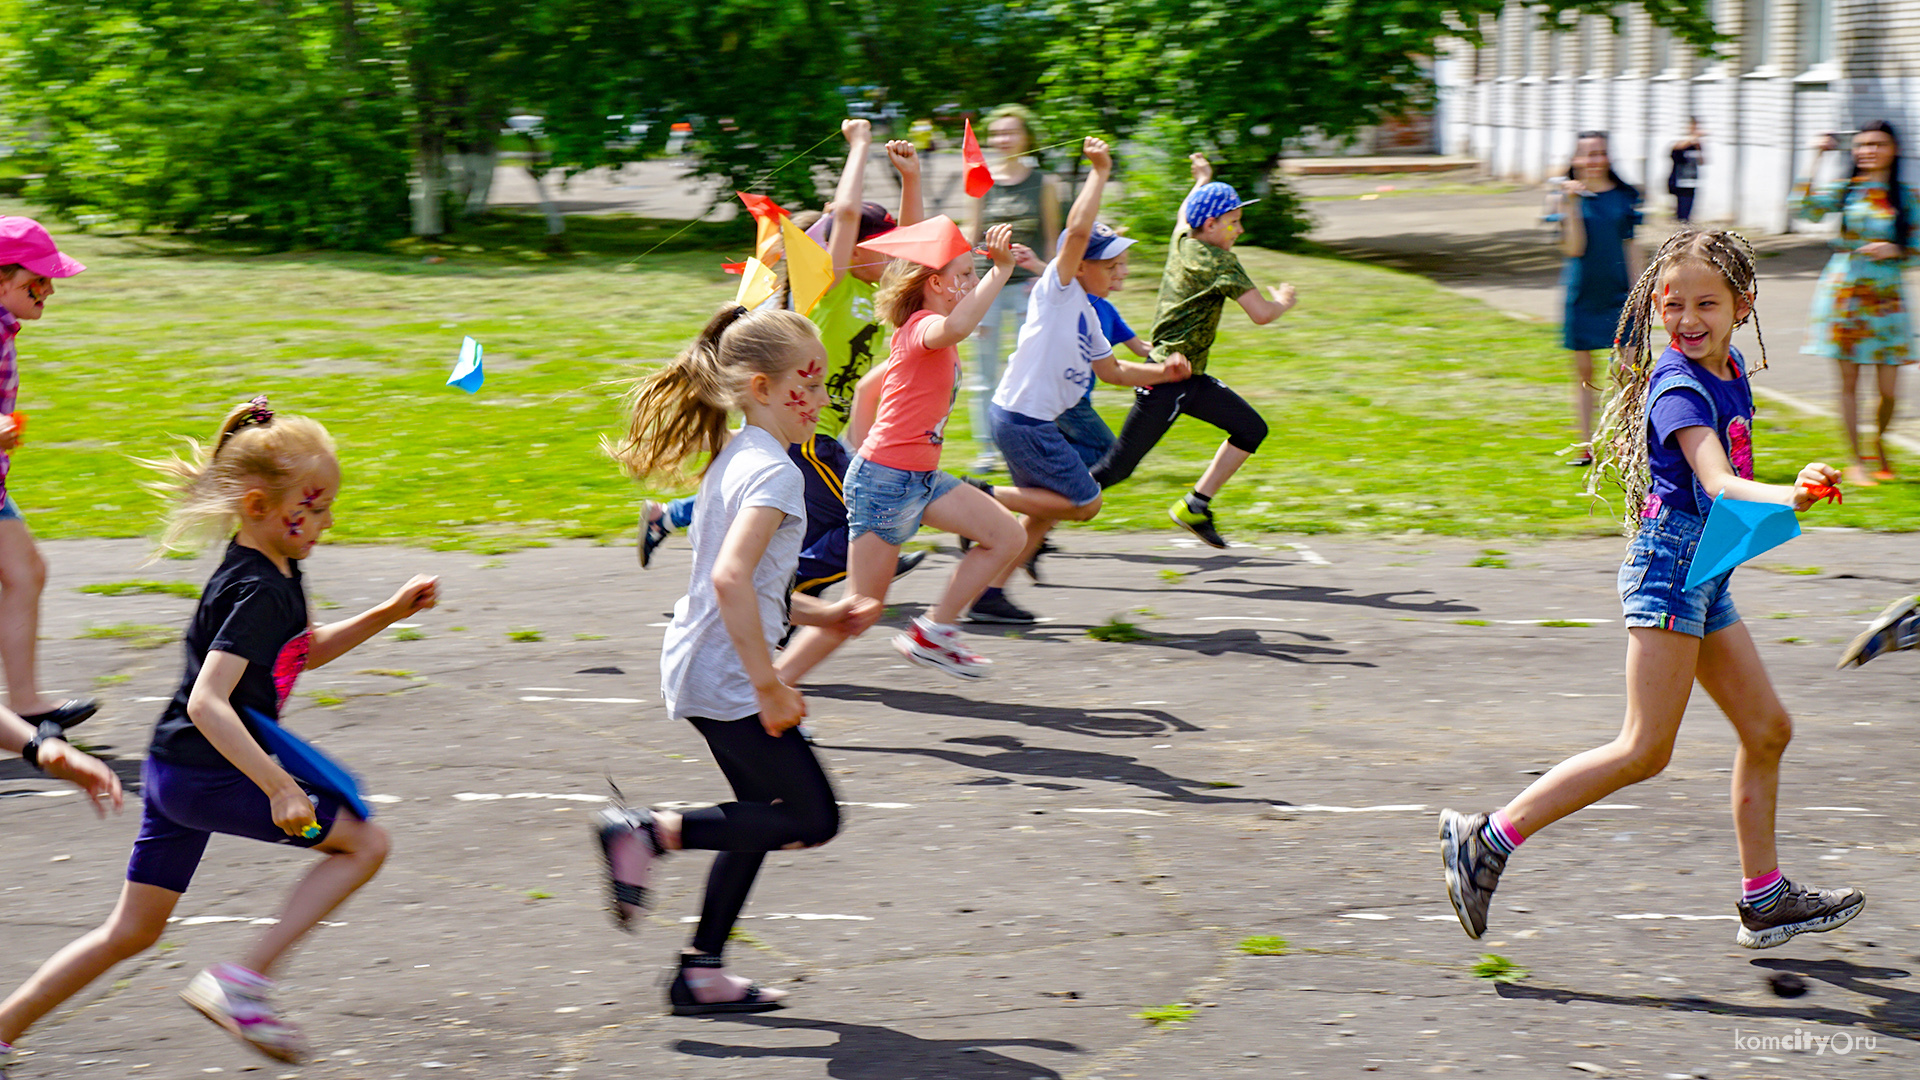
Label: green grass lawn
xmin=6 ymin=202 xmax=1916 ymax=549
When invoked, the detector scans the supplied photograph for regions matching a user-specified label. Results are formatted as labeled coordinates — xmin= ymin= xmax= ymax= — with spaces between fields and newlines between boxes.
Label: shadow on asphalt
xmin=675 ymin=1013 xmax=1079 ymax=1078
xmin=1496 ymin=955 xmax=1920 ymax=1043
xmin=808 ymin=683 xmax=1202 ymax=739
xmin=0 ymin=754 xmax=144 ymax=796
xmin=1005 ymin=623 xmax=1376 ymax=667
xmin=822 ymin=733 xmax=1273 ymax=806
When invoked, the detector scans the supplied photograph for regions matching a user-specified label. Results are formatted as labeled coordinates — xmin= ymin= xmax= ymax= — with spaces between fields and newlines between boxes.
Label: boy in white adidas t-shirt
xmin=965 ymin=136 xmax=1190 ymax=624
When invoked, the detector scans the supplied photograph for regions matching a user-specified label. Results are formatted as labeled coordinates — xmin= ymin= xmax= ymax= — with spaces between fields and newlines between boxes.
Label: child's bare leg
xmin=920 ymin=486 xmax=1022 ymax=624
xmin=1836 ymin=361 xmax=1866 ymax=468
xmin=988 ymin=484 xmax=1083 ymax=519
xmin=777 ymin=533 xmax=896 ymax=684
xmin=239 ymin=817 xmax=390 ymax=977
xmin=1572 ymin=349 xmax=1596 ymax=449
xmin=1694 ymin=622 xmax=1790 ymax=878
xmin=1500 ymin=627 xmax=1697 ymax=837
xmin=1874 ymin=364 xmax=1899 ymax=457
xmin=0 ymin=519 xmax=53 ymax=715
xmin=1194 ymin=442 xmax=1253 ymax=499
xmin=992 ymin=516 xmax=1059 ymax=589
xmin=0 ymin=882 xmax=180 ymax=1043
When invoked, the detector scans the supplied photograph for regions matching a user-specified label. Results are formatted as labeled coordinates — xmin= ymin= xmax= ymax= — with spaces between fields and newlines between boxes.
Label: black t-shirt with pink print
xmin=149 ymin=541 xmax=313 ymax=769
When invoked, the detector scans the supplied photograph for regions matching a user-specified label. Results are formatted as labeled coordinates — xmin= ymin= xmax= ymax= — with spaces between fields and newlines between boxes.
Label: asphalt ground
xmin=3 ymin=526 xmax=1919 ymax=1080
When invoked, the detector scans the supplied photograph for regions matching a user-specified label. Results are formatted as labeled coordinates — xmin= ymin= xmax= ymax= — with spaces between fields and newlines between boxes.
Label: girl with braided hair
xmin=1441 ymin=229 xmax=1864 ymax=952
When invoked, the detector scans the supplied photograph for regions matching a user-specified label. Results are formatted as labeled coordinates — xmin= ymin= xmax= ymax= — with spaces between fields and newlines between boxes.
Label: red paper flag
xmin=963 ymin=118 xmax=993 ymax=199
xmin=736 ymin=192 xmax=791 ymax=264
xmin=858 ymin=215 xmax=973 ymax=270
xmin=721 ymin=261 xmax=748 ymax=275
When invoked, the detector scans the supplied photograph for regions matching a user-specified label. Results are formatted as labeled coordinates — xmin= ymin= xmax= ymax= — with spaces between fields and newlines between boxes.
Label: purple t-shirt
xmin=1645 ymin=345 xmax=1755 ymax=517
xmin=0 ymin=310 xmax=17 ymax=505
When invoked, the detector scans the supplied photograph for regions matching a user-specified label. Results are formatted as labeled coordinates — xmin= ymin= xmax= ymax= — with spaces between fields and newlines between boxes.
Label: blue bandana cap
xmin=1184 ymin=182 xmax=1260 ymax=228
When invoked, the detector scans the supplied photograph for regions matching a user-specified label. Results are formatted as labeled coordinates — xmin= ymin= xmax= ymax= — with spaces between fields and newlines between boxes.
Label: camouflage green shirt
xmin=1147 ymin=227 xmax=1257 ymax=376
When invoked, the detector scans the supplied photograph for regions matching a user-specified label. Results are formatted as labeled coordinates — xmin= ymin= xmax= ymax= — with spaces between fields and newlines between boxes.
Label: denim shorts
xmin=990 ymin=403 xmax=1100 ymax=507
xmin=128 ymin=758 xmax=342 ymax=894
xmin=0 ymin=492 xmax=21 ymax=522
xmin=844 ymin=455 xmax=963 ymax=546
xmin=1618 ymin=504 xmax=1741 ymax=638
xmin=1053 ymin=395 xmax=1116 ymax=468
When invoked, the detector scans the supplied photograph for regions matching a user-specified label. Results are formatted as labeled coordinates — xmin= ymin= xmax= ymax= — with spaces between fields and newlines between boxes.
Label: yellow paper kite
xmin=733 ymin=257 xmax=780 ymax=311
xmin=782 ymin=217 xmax=834 ymax=316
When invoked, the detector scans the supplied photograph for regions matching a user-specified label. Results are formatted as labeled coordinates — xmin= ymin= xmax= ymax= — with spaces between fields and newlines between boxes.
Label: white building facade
xmin=1436 ymin=0 xmax=1920 ymax=233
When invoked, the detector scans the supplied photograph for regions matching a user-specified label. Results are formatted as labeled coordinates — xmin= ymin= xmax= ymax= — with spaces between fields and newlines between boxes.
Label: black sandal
xmin=18 ymin=698 xmax=99 ymax=732
xmin=668 ymin=953 xmax=785 ymax=1016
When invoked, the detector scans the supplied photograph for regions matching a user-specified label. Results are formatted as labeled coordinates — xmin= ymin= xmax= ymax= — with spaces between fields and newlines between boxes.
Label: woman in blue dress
xmin=1559 ymin=131 xmax=1642 ymax=466
xmin=1792 ymin=121 xmax=1919 ymax=486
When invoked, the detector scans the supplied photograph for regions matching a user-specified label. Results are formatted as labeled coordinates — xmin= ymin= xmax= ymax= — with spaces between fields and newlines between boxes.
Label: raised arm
xmin=1173 ymin=153 xmax=1214 ymax=242
xmin=887 ymin=140 xmax=924 ymax=228
xmin=826 ymin=119 xmax=873 ymax=284
xmin=1054 ymin=137 xmax=1111 ymax=284
xmin=920 ymin=224 xmax=1016 ymax=350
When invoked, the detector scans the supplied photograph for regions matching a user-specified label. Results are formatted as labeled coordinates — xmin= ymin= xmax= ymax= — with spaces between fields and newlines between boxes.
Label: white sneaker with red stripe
xmin=893 ymin=617 xmax=992 ymax=680
xmin=182 ymin=962 xmax=308 ymax=1063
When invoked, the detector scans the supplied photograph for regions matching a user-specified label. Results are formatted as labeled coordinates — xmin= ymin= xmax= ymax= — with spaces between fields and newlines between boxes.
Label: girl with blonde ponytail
xmin=1 ymin=395 xmax=439 ymax=1066
xmin=596 ymin=305 xmax=881 ymax=1017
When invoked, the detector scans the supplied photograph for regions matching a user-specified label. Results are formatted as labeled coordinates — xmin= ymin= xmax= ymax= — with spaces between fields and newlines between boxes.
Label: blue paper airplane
xmin=244 ymin=707 xmax=375 ymax=823
xmin=1683 ymin=495 xmax=1801 ymax=591
xmin=447 ymin=336 xmax=484 ymax=393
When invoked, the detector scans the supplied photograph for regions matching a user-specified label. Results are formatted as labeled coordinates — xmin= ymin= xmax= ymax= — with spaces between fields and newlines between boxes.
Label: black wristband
xmin=20 ymin=720 xmax=66 ymax=773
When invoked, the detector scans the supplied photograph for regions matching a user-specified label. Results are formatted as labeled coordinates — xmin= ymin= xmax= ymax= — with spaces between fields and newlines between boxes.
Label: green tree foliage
xmin=9 ymin=0 xmax=410 ymax=247
xmin=0 ymin=0 xmax=1715 ymax=247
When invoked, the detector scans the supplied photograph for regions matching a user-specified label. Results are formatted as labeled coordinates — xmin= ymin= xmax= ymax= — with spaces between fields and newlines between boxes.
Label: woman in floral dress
xmin=1793 ymin=121 xmax=1920 ymax=486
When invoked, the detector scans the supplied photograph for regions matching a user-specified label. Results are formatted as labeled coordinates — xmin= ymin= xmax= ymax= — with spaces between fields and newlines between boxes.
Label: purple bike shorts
xmin=127 ymin=758 xmax=347 ymax=894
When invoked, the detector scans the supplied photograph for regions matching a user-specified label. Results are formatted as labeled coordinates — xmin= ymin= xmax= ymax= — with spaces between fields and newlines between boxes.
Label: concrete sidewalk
xmin=1302 ymin=174 xmax=1920 ymax=455
xmin=4 ymin=530 xmax=1918 ymax=1079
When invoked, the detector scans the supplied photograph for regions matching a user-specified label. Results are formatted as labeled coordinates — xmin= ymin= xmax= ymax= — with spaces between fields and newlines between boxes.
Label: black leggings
xmin=1090 ymin=375 xmax=1269 ymax=489
xmin=679 ymin=716 xmax=840 ymax=956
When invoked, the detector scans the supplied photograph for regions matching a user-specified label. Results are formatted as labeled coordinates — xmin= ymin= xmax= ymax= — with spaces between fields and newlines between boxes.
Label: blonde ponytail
xmin=604 ymin=305 xmax=820 ymax=482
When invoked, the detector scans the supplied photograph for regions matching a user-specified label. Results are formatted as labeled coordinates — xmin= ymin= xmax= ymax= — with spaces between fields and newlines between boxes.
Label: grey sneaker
xmin=1439 ymin=809 xmax=1507 ymax=940
xmin=1837 ymin=595 xmax=1918 ymax=669
xmin=1736 ymin=881 xmax=1865 ymax=949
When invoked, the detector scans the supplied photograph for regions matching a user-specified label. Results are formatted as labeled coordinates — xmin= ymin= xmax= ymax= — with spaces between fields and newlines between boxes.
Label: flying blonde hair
xmin=604 ymin=305 xmax=820 ymax=482
xmin=137 ymin=396 xmax=337 ymax=558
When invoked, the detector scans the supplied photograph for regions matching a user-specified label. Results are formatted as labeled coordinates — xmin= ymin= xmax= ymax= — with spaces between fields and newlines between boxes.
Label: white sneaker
xmin=182 ymin=963 xmax=308 ymax=1063
xmin=893 ymin=619 xmax=991 ymax=680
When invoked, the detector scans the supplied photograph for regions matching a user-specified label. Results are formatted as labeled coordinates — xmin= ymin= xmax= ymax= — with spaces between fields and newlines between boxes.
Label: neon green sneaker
xmin=1168 ymin=496 xmax=1228 ymax=548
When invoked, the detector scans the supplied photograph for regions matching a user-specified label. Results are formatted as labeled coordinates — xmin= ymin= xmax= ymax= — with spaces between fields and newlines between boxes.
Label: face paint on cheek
xmin=300 ymin=486 xmax=324 ymax=509
xmin=283 ymin=514 xmax=304 ymax=538
xmin=798 ymin=360 xmax=823 ymax=380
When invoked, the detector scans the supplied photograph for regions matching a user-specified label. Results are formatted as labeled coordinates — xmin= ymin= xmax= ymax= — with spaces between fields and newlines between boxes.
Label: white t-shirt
xmin=993 ymin=260 xmax=1113 ymax=422
xmin=659 ymin=425 xmax=805 ymax=721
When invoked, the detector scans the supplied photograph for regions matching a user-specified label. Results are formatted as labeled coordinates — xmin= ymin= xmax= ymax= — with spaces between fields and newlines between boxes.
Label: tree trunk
xmin=412 ymin=137 xmax=445 ymax=237
xmin=460 ymin=149 xmax=498 ymax=216
xmin=526 ymin=167 xmax=566 ymax=237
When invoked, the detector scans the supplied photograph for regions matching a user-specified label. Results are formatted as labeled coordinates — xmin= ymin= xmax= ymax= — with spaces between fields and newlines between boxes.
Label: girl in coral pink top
xmin=779 ymin=219 xmax=1025 ymax=682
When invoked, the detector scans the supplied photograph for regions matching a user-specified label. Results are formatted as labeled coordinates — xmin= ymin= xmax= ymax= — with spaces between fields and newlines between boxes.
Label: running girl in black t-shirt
xmin=0 ymin=396 xmax=438 ymax=1067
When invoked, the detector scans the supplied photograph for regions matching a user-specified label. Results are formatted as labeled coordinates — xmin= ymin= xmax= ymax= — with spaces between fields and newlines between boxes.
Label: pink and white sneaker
xmin=893 ymin=618 xmax=992 ymax=680
xmin=181 ymin=962 xmax=308 ymax=1063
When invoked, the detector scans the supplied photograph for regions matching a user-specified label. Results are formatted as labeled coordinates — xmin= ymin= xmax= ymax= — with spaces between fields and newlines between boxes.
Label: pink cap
xmin=0 ymin=217 xmax=85 ymax=278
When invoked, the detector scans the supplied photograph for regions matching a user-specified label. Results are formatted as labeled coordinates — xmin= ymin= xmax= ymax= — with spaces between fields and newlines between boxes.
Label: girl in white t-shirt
xmin=598 ymin=305 xmax=880 ymax=1016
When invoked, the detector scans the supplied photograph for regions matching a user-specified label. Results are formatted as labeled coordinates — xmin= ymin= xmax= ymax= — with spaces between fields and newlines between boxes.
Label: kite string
xmin=621 ymin=129 xmax=843 ymax=269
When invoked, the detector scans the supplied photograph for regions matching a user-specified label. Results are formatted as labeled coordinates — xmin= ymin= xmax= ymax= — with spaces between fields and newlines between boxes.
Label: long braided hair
xmin=1584 ymin=228 xmax=1766 ymax=535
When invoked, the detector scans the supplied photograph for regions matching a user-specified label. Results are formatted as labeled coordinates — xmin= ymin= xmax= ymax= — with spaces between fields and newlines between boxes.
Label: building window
xmin=1799 ymin=0 xmax=1831 ymax=71
xmin=1743 ymin=0 xmax=1769 ymax=71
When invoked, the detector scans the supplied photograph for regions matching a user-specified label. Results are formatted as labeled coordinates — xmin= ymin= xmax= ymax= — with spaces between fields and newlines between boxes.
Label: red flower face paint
xmin=300 ymin=487 xmax=323 ymax=508
xmin=798 ymin=359 xmax=823 ymax=380
xmin=283 ymin=514 xmax=304 ymax=538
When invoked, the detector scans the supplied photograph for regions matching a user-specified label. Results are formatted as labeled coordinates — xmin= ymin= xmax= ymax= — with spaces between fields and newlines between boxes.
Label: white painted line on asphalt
xmin=1493 ymin=618 xmax=1614 ymax=625
xmin=1133 ymin=700 xmax=1168 ymax=705
xmin=1338 ymin=913 xmax=1394 ymax=920
xmin=1066 ymin=808 xmax=1169 ymax=816
xmin=518 ymin=696 xmax=646 ymax=704
xmin=679 ymin=913 xmax=873 ymax=922
xmin=1271 ymin=804 xmax=1427 ymax=813
xmin=367 ymin=794 xmax=403 ymax=804
xmin=1288 ymin=543 xmax=1331 ymax=566
xmin=520 ymin=686 xmax=584 ymax=692
xmin=1801 ymin=806 xmax=1873 ymax=812
xmin=1590 ymin=803 xmax=1642 ymax=809
xmin=1192 ymin=616 xmax=1310 ymax=622
xmin=169 ymin=915 xmax=347 ymax=927
xmin=1613 ymin=913 xmax=1739 ymax=921
xmin=841 ymin=801 xmax=914 ymax=809
xmin=0 ymin=789 xmax=75 ymax=799
xmin=452 ymin=792 xmax=607 ymax=803
xmin=1415 ymin=915 xmax=1460 ymax=921
xmin=132 ymin=696 xmax=170 ymax=703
